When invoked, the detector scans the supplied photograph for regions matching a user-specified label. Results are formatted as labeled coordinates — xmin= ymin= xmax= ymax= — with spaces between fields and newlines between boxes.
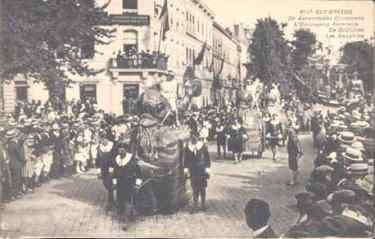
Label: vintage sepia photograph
xmin=0 ymin=0 xmax=374 ymax=238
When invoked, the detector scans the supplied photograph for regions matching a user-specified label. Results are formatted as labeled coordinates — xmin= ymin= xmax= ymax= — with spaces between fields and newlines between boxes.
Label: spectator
xmin=244 ymin=198 xmax=277 ymax=238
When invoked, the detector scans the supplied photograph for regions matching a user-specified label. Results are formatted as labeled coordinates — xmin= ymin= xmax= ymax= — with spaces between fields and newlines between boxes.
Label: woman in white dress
xmin=75 ymin=135 xmax=90 ymax=173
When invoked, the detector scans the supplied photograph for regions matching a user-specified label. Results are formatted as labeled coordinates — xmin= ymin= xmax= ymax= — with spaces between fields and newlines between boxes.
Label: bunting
xmin=193 ymin=42 xmax=207 ymax=65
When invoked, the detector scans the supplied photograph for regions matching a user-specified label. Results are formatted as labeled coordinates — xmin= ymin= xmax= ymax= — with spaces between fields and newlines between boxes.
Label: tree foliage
xmin=290 ymin=29 xmax=317 ymax=72
xmin=248 ymin=18 xmax=290 ymax=90
xmin=0 ymin=0 xmax=113 ymax=97
xmin=340 ymin=40 xmax=374 ymax=94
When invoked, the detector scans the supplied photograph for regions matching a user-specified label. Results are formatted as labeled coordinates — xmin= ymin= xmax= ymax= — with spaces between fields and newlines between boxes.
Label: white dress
xmin=75 ymin=144 xmax=90 ymax=164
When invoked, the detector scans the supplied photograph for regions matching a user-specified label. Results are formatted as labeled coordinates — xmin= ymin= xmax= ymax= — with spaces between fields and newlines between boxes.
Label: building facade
xmin=212 ymin=22 xmax=241 ymax=106
xmin=2 ymin=0 xmax=242 ymax=114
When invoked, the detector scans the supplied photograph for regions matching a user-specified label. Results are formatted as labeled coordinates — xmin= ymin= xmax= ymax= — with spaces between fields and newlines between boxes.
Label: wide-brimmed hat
xmin=8 ymin=120 xmax=18 ymax=128
xmin=5 ymin=129 xmax=18 ymax=139
xmin=24 ymin=119 xmax=33 ymax=127
xmin=338 ymin=131 xmax=355 ymax=145
xmin=342 ymin=147 xmax=364 ymax=164
xmin=347 ymin=163 xmax=369 ymax=177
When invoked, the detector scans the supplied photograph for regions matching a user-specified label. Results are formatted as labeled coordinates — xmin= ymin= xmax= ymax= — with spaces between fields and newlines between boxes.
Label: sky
xmin=203 ymin=0 xmax=374 ymax=58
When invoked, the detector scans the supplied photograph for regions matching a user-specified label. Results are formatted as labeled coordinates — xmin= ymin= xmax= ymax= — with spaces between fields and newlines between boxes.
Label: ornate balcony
xmin=109 ymin=52 xmax=170 ymax=79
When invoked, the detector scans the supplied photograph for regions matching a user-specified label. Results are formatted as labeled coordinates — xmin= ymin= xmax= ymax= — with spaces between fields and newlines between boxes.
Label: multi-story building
xmin=1 ymin=0 xmax=242 ymax=114
xmin=212 ymin=22 xmax=241 ymax=106
xmin=231 ymin=23 xmax=253 ymax=82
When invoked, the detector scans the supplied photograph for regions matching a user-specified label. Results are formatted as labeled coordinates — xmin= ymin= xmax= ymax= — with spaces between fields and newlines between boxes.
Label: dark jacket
xmin=184 ymin=142 xmax=210 ymax=177
xmin=6 ymin=139 xmax=25 ymax=170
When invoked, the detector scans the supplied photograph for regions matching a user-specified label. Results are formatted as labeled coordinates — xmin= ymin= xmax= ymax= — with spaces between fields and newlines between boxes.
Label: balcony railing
xmin=112 ymin=52 xmax=168 ymax=71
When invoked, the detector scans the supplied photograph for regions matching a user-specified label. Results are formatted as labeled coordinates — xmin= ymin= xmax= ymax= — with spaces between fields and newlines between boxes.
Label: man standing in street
xmin=5 ymin=129 xmax=25 ymax=199
xmin=287 ymin=120 xmax=303 ymax=186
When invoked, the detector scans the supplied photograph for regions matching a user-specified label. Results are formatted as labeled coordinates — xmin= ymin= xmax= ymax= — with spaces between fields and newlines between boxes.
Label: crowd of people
xmin=0 ymin=84 xmax=374 ymax=235
xmin=115 ymin=47 xmax=168 ymax=70
xmin=244 ymin=94 xmax=374 ymax=238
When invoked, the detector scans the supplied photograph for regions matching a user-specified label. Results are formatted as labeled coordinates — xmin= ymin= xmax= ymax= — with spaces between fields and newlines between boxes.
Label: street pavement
xmin=0 ymin=133 xmax=315 ymax=238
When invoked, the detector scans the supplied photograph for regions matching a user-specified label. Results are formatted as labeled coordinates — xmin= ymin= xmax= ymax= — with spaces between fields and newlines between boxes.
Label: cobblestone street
xmin=0 ymin=134 xmax=314 ymax=238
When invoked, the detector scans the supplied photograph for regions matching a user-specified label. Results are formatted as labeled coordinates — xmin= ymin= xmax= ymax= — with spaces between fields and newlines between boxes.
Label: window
xmin=81 ymin=37 xmax=95 ymax=59
xmin=123 ymin=0 xmax=138 ymax=13
xmin=123 ymin=30 xmax=138 ymax=55
xmin=80 ymin=84 xmax=97 ymax=103
xmin=15 ymin=81 xmax=28 ymax=102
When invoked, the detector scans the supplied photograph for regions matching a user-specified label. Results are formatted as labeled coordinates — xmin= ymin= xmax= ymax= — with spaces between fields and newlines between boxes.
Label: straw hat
xmin=338 ymin=131 xmax=355 ymax=145
xmin=5 ymin=129 xmax=18 ymax=139
xmin=347 ymin=163 xmax=369 ymax=177
xmin=342 ymin=147 xmax=364 ymax=164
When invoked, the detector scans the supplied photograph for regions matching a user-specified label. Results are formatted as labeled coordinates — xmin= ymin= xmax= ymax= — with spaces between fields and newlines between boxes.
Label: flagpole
xmin=157 ymin=24 xmax=163 ymax=56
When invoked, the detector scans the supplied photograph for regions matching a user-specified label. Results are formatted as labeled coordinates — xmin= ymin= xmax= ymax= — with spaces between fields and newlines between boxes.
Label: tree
xmin=0 ymin=0 xmax=113 ymax=99
xmin=290 ymin=29 xmax=317 ymax=72
xmin=248 ymin=18 xmax=290 ymax=95
xmin=340 ymin=40 xmax=374 ymax=94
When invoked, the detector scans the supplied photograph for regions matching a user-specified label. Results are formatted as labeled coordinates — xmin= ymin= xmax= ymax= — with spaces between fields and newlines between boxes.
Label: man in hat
xmin=285 ymin=193 xmax=334 ymax=238
xmin=244 ymin=198 xmax=277 ymax=238
xmin=184 ymin=133 xmax=211 ymax=213
xmin=5 ymin=129 xmax=25 ymax=198
xmin=323 ymin=189 xmax=373 ymax=237
xmin=287 ymin=120 xmax=303 ymax=186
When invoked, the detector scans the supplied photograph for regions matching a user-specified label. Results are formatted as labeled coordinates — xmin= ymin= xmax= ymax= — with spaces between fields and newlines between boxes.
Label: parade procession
xmin=0 ymin=0 xmax=374 ymax=238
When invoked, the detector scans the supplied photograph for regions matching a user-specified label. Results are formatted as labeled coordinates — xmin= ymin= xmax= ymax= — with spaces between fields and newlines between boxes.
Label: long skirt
xmin=33 ymin=157 xmax=44 ymax=177
xmin=22 ymin=160 xmax=34 ymax=178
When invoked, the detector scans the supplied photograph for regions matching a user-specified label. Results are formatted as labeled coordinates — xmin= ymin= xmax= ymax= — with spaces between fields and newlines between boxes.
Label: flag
xmin=217 ymin=57 xmax=225 ymax=75
xmin=159 ymin=0 xmax=169 ymax=41
xmin=208 ymin=54 xmax=214 ymax=72
xmin=193 ymin=42 xmax=207 ymax=65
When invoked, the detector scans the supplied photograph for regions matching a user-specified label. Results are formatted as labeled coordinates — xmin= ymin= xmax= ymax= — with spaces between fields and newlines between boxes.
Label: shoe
xmin=201 ymin=205 xmax=208 ymax=211
xmin=286 ymin=182 xmax=295 ymax=186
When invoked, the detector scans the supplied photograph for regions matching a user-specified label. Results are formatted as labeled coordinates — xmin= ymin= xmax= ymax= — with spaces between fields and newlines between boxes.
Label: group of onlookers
xmin=243 ymin=94 xmax=374 ymax=238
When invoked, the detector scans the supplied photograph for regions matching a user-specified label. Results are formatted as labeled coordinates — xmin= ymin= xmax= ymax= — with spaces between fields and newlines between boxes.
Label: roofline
xmin=191 ymin=0 xmax=215 ymax=19
xmin=213 ymin=21 xmax=240 ymax=47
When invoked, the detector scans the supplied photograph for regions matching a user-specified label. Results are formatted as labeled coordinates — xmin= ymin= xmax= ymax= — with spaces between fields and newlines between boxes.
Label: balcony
xmin=110 ymin=52 xmax=169 ymax=78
